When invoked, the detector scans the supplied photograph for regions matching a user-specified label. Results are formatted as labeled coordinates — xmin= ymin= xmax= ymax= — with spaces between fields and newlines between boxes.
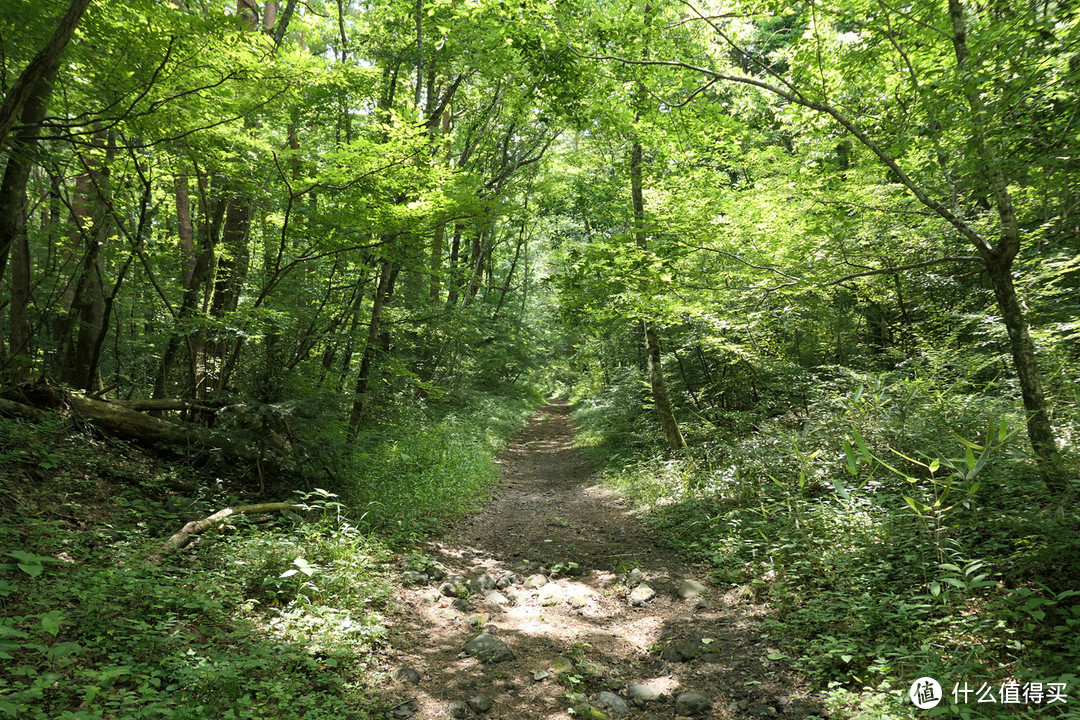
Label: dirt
xmin=380 ymin=401 xmax=823 ymax=719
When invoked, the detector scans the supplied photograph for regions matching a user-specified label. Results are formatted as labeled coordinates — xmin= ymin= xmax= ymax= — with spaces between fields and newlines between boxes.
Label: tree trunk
xmin=983 ymin=255 xmax=1066 ymax=490
xmin=347 ymin=258 xmax=396 ymax=439
xmin=0 ymin=0 xmax=90 ymax=154
xmin=631 ymin=134 xmax=686 ymax=450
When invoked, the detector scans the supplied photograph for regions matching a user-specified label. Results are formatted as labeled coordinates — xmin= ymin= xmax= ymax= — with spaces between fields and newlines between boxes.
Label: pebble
xmin=392 ymin=667 xmax=421 ymax=685
xmin=625 ymin=568 xmax=646 ymax=586
xmin=567 ymin=592 xmax=590 ymax=609
xmin=539 ymin=585 xmax=563 ymax=606
xmin=627 ymin=682 xmax=661 ymax=704
xmin=533 ymin=669 xmax=550 ymax=681
xmin=678 ymin=579 xmax=707 ymax=599
xmin=468 ymin=695 xmax=493 ymax=713
xmin=674 ymin=691 xmax=711 ymax=716
xmin=628 ymin=584 xmax=656 ymax=606
xmin=402 ymin=571 xmax=429 ymax=586
xmin=448 ymin=700 xmax=469 ymax=718
xmin=551 ymin=657 xmax=575 ymax=675
xmin=484 ymin=590 xmax=511 ymax=606
xmin=462 ymin=633 xmax=513 ymax=663
xmin=594 ymin=691 xmax=631 ymax=714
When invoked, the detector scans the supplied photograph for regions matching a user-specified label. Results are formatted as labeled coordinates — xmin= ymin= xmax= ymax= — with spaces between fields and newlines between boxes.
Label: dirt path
xmin=381 ymin=402 xmax=820 ymax=719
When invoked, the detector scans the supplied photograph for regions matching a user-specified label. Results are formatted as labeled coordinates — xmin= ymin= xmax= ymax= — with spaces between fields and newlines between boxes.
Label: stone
xmin=661 ymin=639 xmax=702 ymax=662
xmin=625 ymin=568 xmax=646 ymax=586
xmin=747 ymin=705 xmax=778 ymax=717
xmin=440 ymin=581 xmax=461 ymax=598
xmin=551 ymin=657 xmax=576 ymax=675
xmin=477 ymin=573 xmax=496 ymax=591
xmin=678 ymin=579 xmax=707 ymax=599
xmin=464 ymin=613 xmax=490 ymax=629
xmin=452 ymin=598 xmax=476 ymax=613
xmin=627 ymin=682 xmax=661 ymax=705
xmin=468 ymin=695 xmax=493 ymax=713
xmin=533 ymin=670 xmax=550 ymax=681
xmin=391 ymin=703 xmax=414 ymax=718
xmin=426 ymin=561 xmax=448 ymax=581
xmin=462 ymin=633 xmax=513 ymax=663
xmin=484 ymin=590 xmax=511 ymax=606
xmin=695 ymin=599 xmax=710 ymax=610
xmin=393 ymin=667 xmax=421 ymax=685
xmin=628 ymin=584 xmax=655 ymax=606
xmin=448 ymin=700 xmax=469 ymax=718
xmin=674 ymin=691 xmax=711 ymax=716
xmin=525 ymin=573 xmax=550 ymax=589
xmin=594 ymin=691 xmax=631 ymax=715
xmin=419 ymin=588 xmax=442 ymax=603
xmin=539 ymin=585 xmax=563 ymax=606
xmin=402 ymin=571 xmax=429 ymax=586
xmin=497 ymin=572 xmax=520 ymax=588
xmin=567 ymin=592 xmax=590 ymax=609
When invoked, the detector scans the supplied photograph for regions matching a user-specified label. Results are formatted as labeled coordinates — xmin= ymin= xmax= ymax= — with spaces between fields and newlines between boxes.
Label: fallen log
xmin=0 ymin=397 xmax=48 ymax=420
xmin=0 ymin=382 xmax=290 ymax=472
xmin=153 ymin=502 xmax=307 ymax=561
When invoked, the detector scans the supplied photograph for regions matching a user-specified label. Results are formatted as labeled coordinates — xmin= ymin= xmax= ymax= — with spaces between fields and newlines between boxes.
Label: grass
xmin=0 ymin=385 xmax=541 ymax=719
xmin=572 ymin=371 xmax=1080 ymax=720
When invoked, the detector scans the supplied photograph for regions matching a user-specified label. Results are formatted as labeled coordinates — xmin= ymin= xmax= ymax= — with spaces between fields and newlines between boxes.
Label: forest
xmin=0 ymin=0 xmax=1077 ymax=718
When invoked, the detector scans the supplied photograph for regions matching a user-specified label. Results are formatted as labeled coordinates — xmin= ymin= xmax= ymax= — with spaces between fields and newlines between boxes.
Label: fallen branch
xmin=153 ymin=502 xmax=307 ymax=561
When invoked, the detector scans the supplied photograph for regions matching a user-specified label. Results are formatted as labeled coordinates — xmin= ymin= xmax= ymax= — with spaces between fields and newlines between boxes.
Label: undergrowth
xmin=0 ymin=387 xmax=539 ymax=719
xmin=574 ymin=368 xmax=1080 ymax=719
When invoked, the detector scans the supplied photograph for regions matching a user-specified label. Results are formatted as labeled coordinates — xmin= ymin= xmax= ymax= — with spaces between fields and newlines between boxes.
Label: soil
xmin=381 ymin=401 xmax=823 ymax=719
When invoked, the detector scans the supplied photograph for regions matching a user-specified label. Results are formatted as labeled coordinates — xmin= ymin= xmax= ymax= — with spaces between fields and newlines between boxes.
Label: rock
xmin=427 ymin=561 xmax=448 ymax=581
xmin=551 ymin=657 xmax=576 ymax=675
xmin=452 ymin=598 xmax=476 ymax=613
xmin=484 ymin=590 xmax=511 ymax=606
xmin=594 ymin=691 xmax=631 ymax=715
xmin=628 ymin=584 xmax=656 ymax=606
xmin=448 ymin=700 xmax=469 ymax=718
xmin=678 ymin=579 xmax=707 ymax=599
xmin=440 ymin=581 xmax=462 ymax=598
xmin=674 ymin=691 xmax=711 ymax=716
xmin=567 ymin=592 xmax=590 ymax=609
xmin=525 ymin=573 xmax=550 ymax=589
xmin=539 ymin=585 xmax=563 ymax=606
xmin=627 ymin=682 xmax=661 ymax=705
xmin=391 ymin=703 xmax=414 ymax=718
xmin=464 ymin=613 xmax=490 ymax=629
xmin=625 ymin=568 xmax=646 ymax=586
xmin=497 ymin=572 xmax=520 ymax=588
xmin=747 ymin=705 xmax=778 ymax=717
xmin=695 ymin=599 xmax=710 ymax=610
xmin=661 ymin=639 xmax=702 ymax=662
xmin=533 ymin=670 xmax=550 ymax=681
xmin=462 ymin=633 xmax=513 ymax=663
xmin=402 ymin=570 xmax=429 ymax=586
xmin=461 ymin=550 xmax=476 ymax=559
xmin=484 ymin=624 xmax=500 ymax=634
xmin=477 ymin=573 xmax=496 ymax=591
xmin=468 ymin=695 xmax=493 ymax=713
xmin=393 ymin=667 xmax=422 ymax=685
xmin=419 ymin=588 xmax=442 ymax=603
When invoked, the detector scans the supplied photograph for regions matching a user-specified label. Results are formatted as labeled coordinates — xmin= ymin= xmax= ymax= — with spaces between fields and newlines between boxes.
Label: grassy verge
xmin=573 ymin=373 xmax=1080 ymax=720
xmin=0 ymin=387 xmax=540 ymax=719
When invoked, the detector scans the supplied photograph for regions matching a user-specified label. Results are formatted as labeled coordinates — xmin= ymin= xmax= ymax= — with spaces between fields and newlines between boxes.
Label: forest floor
xmin=377 ymin=402 xmax=824 ymax=720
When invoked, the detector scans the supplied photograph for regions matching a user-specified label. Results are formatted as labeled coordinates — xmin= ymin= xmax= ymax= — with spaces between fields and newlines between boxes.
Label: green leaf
xmin=41 ymin=610 xmax=61 ymax=637
xmin=830 ymin=477 xmax=850 ymax=500
xmin=767 ymin=653 xmax=788 ymax=660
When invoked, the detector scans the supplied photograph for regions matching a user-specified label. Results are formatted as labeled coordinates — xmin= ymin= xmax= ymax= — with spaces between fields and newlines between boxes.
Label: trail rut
xmin=380 ymin=402 xmax=821 ymax=719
